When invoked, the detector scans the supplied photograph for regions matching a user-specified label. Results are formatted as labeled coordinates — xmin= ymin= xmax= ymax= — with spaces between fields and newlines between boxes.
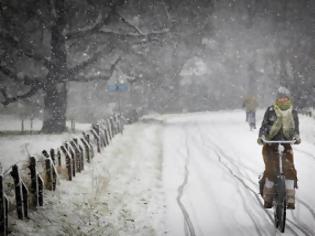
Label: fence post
xmin=50 ymin=149 xmax=56 ymax=165
xmin=74 ymin=138 xmax=84 ymax=171
xmin=21 ymin=182 xmax=28 ymax=218
xmin=100 ymin=126 xmax=106 ymax=148
xmin=61 ymin=146 xmax=72 ymax=181
xmin=107 ymin=119 xmax=113 ymax=140
xmin=70 ymin=140 xmax=81 ymax=173
xmin=66 ymin=143 xmax=76 ymax=177
xmin=0 ymin=175 xmax=8 ymax=236
xmin=80 ymin=138 xmax=90 ymax=163
xmin=57 ymin=149 xmax=61 ymax=167
xmin=109 ymin=117 xmax=115 ymax=136
xmin=43 ymin=150 xmax=57 ymax=191
xmin=37 ymin=175 xmax=44 ymax=206
xmin=10 ymin=165 xmax=25 ymax=220
xmin=28 ymin=156 xmax=44 ymax=208
xmin=86 ymin=134 xmax=94 ymax=158
xmin=29 ymin=157 xmax=38 ymax=207
xmin=91 ymin=126 xmax=101 ymax=153
xmin=83 ymin=132 xmax=94 ymax=159
xmin=83 ymin=132 xmax=90 ymax=143
xmin=45 ymin=158 xmax=53 ymax=191
xmin=103 ymin=128 xmax=109 ymax=146
xmin=42 ymin=150 xmax=49 ymax=161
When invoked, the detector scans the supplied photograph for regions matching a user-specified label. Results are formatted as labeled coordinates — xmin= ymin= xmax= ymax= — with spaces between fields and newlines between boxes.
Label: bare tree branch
xmin=0 ymin=32 xmax=52 ymax=68
xmin=66 ymin=3 xmax=118 ymax=40
xmin=0 ymin=85 xmax=41 ymax=106
xmin=94 ymin=27 xmax=169 ymax=47
xmin=114 ymin=11 xmax=145 ymax=35
xmin=69 ymin=56 xmax=121 ymax=82
xmin=114 ymin=10 xmax=170 ymax=38
xmin=0 ymin=0 xmax=50 ymax=30
xmin=0 ymin=64 xmax=22 ymax=83
xmin=66 ymin=1 xmax=170 ymax=42
xmin=69 ymin=75 xmax=111 ymax=82
xmin=161 ymin=0 xmax=172 ymax=21
xmin=67 ymin=46 xmax=115 ymax=78
xmin=0 ymin=63 xmax=43 ymax=87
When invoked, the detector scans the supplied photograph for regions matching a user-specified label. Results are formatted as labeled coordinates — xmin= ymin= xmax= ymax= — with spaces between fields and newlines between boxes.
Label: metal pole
xmin=118 ymin=93 xmax=121 ymax=116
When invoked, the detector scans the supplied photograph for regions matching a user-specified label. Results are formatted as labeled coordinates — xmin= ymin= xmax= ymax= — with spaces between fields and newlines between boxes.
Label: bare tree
xmin=0 ymin=0 xmax=170 ymax=132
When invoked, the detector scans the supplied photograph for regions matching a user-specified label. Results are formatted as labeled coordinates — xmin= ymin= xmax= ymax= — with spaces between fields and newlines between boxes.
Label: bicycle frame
xmin=261 ymin=138 xmax=296 ymax=233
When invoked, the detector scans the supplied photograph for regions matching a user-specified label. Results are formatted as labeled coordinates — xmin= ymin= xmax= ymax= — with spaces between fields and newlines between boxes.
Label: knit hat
xmin=276 ymin=86 xmax=291 ymax=99
xmin=275 ymin=86 xmax=292 ymax=110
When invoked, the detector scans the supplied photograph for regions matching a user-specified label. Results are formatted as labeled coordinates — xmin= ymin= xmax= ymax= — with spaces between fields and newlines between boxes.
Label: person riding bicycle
xmin=257 ymin=87 xmax=301 ymax=209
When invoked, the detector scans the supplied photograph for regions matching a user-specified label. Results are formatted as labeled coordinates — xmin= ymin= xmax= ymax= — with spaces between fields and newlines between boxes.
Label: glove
xmin=257 ymin=135 xmax=265 ymax=145
xmin=293 ymin=134 xmax=301 ymax=144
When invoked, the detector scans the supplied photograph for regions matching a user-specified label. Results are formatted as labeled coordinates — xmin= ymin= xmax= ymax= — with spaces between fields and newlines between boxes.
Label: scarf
xmin=268 ymin=103 xmax=295 ymax=140
xmin=275 ymin=98 xmax=292 ymax=110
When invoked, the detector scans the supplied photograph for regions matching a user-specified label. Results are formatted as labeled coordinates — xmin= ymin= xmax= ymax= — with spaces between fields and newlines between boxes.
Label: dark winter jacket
xmin=258 ymin=105 xmax=299 ymax=140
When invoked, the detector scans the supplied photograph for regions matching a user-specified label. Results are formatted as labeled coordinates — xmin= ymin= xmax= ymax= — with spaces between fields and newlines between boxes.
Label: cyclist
xmin=257 ymin=87 xmax=301 ymax=209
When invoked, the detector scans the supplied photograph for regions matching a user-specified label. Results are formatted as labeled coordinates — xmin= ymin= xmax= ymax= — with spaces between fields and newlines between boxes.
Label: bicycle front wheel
xmin=275 ymin=200 xmax=286 ymax=233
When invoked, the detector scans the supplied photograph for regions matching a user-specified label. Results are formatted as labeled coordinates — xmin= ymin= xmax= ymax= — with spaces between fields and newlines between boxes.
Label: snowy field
xmin=0 ymin=115 xmax=91 ymax=171
xmin=3 ymin=110 xmax=315 ymax=236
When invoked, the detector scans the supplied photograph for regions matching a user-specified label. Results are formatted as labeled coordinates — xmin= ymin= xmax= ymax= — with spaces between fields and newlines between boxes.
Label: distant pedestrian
xmin=242 ymin=95 xmax=258 ymax=130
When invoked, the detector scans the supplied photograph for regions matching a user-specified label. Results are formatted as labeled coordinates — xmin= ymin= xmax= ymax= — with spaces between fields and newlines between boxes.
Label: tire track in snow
xmin=196 ymin=126 xmax=259 ymax=183
xmin=196 ymin=125 xmax=314 ymax=236
xmin=187 ymin=129 xmax=265 ymax=236
xmin=175 ymin=135 xmax=196 ymax=236
xmin=294 ymin=198 xmax=315 ymax=219
xmin=291 ymin=149 xmax=315 ymax=226
xmin=295 ymin=148 xmax=315 ymax=161
xmin=169 ymin=120 xmax=312 ymax=236
xmin=203 ymin=139 xmax=311 ymax=236
xmin=193 ymin=127 xmax=302 ymax=236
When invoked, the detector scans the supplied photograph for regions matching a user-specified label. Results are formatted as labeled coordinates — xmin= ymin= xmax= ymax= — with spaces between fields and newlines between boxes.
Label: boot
xmin=258 ymin=174 xmax=265 ymax=196
xmin=263 ymin=179 xmax=274 ymax=209
xmin=286 ymin=180 xmax=295 ymax=210
xmin=286 ymin=189 xmax=295 ymax=209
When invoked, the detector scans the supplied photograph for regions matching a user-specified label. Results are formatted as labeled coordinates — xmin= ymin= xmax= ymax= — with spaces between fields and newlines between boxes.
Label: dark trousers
xmin=262 ymin=144 xmax=297 ymax=182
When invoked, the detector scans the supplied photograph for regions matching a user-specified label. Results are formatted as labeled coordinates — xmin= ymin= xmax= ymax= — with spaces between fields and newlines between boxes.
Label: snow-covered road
xmin=9 ymin=110 xmax=315 ymax=236
xmin=161 ymin=111 xmax=315 ymax=236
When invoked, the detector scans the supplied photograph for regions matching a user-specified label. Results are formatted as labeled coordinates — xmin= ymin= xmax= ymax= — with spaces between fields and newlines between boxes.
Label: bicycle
xmin=261 ymin=138 xmax=296 ymax=233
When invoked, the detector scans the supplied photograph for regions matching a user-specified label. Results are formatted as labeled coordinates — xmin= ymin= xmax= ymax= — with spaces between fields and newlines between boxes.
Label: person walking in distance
xmin=242 ymin=95 xmax=258 ymax=129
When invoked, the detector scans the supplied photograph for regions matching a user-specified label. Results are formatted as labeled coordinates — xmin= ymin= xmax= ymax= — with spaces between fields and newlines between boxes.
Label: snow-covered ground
xmin=0 ymin=114 xmax=91 ymax=132
xmin=3 ymin=110 xmax=315 ymax=235
xmin=0 ymin=115 xmax=91 ymax=171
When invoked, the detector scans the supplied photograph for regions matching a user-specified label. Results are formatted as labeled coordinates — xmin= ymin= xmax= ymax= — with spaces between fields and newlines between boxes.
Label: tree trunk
xmin=42 ymin=82 xmax=67 ymax=133
xmin=42 ymin=0 xmax=67 ymax=133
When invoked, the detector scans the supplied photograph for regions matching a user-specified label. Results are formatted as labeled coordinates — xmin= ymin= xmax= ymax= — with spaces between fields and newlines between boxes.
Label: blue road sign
xmin=107 ymin=83 xmax=128 ymax=92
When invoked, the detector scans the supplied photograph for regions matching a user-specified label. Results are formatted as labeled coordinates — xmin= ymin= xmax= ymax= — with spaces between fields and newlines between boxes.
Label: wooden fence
xmin=0 ymin=114 xmax=124 ymax=236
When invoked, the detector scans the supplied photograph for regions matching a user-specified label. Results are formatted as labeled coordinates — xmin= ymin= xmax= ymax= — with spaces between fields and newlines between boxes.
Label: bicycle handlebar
xmin=261 ymin=138 xmax=296 ymax=144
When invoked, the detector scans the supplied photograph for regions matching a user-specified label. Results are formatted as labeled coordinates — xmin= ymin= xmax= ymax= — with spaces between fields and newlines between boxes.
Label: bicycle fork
xmin=275 ymin=144 xmax=287 ymax=203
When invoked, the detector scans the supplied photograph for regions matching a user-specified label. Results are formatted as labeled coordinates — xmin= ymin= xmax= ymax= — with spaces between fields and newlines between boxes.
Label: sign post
xmin=107 ymin=82 xmax=128 ymax=115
